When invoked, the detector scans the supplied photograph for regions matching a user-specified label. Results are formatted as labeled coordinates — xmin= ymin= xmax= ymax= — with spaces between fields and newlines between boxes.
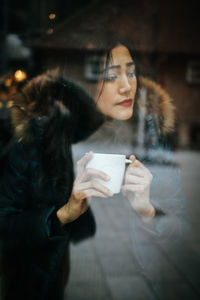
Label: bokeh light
xmin=14 ymin=70 xmax=27 ymax=82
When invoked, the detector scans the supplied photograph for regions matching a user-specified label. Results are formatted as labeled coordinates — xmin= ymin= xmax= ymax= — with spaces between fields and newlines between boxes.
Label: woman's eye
xmin=127 ymin=71 xmax=135 ymax=78
xmin=104 ymin=74 xmax=118 ymax=81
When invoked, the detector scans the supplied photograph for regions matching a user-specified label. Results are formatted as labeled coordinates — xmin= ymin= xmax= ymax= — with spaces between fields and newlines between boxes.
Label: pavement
xmin=64 ymin=150 xmax=200 ymax=300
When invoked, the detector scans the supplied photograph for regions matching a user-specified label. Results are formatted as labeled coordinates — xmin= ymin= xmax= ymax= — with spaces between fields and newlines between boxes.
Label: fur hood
xmin=139 ymin=76 xmax=175 ymax=135
xmin=6 ymin=72 xmax=104 ymax=145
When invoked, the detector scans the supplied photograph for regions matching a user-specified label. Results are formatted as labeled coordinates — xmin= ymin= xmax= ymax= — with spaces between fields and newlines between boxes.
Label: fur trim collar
xmin=139 ymin=76 xmax=175 ymax=134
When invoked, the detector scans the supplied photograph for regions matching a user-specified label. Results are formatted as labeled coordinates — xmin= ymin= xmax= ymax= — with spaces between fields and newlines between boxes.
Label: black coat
xmin=0 ymin=75 xmax=104 ymax=300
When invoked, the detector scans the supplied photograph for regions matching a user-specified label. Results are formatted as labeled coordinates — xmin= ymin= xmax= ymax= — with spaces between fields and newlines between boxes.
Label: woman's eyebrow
xmin=106 ymin=65 xmax=120 ymax=70
xmin=102 ymin=62 xmax=135 ymax=73
xmin=100 ymin=65 xmax=120 ymax=74
xmin=127 ymin=62 xmax=135 ymax=67
xmin=107 ymin=62 xmax=135 ymax=69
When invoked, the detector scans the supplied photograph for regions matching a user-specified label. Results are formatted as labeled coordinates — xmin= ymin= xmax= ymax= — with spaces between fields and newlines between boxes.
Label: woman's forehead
xmin=105 ymin=44 xmax=134 ymax=68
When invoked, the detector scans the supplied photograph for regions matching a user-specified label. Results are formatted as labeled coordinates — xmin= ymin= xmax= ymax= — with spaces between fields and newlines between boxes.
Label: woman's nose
xmin=119 ymin=75 xmax=131 ymax=94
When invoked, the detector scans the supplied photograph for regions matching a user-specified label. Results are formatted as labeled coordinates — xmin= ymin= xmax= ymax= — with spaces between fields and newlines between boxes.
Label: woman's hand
xmin=122 ymin=155 xmax=155 ymax=221
xmin=57 ymin=152 xmax=113 ymax=225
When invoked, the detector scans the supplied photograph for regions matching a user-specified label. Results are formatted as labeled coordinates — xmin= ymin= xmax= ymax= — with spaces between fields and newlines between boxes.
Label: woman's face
xmin=95 ymin=44 xmax=137 ymax=120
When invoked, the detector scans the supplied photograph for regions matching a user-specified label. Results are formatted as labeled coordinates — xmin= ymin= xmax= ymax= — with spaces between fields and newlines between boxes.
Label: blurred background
xmin=0 ymin=0 xmax=200 ymax=299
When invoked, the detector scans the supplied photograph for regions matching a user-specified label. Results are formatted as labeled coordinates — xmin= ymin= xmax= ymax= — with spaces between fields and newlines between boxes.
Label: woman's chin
xmin=109 ymin=108 xmax=133 ymax=120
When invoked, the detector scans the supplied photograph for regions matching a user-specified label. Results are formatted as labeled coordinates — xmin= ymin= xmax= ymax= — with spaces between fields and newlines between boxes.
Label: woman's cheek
xmin=96 ymin=91 xmax=114 ymax=116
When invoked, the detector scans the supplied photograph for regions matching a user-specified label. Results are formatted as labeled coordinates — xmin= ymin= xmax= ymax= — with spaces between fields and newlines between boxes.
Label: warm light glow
xmin=86 ymin=43 xmax=94 ymax=50
xmin=14 ymin=70 xmax=27 ymax=82
xmin=47 ymin=28 xmax=54 ymax=35
xmin=49 ymin=13 xmax=56 ymax=20
xmin=7 ymin=100 xmax=14 ymax=108
xmin=4 ymin=78 xmax=12 ymax=87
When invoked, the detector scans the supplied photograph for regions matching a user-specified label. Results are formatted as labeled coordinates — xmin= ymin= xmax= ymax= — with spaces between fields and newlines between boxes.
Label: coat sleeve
xmin=0 ymin=201 xmax=66 ymax=249
xmin=0 ymin=143 xmax=70 ymax=251
xmin=53 ymin=77 xmax=105 ymax=143
xmin=129 ymin=163 xmax=190 ymax=243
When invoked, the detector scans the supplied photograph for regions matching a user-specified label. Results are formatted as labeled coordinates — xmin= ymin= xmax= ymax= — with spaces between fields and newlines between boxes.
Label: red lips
xmin=117 ymin=99 xmax=133 ymax=107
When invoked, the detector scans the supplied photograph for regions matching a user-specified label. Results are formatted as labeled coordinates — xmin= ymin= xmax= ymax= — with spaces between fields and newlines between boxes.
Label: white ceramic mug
xmin=86 ymin=153 xmax=131 ymax=194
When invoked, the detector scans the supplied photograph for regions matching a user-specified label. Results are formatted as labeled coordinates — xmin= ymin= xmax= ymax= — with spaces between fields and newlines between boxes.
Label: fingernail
xmin=130 ymin=155 xmax=136 ymax=160
xmin=106 ymin=176 xmax=111 ymax=181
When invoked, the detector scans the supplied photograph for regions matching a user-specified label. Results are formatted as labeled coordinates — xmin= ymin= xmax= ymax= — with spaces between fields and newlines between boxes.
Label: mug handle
xmin=125 ymin=159 xmax=132 ymax=164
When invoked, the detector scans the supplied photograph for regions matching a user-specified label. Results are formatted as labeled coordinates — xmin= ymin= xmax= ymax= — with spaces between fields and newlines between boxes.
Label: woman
xmin=52 ymin=42 xmax=155 ymax=227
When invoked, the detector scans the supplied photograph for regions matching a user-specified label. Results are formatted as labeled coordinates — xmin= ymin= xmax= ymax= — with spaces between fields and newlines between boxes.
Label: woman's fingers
xmin=127 ymin=163 xmax=153 ymax=180
xmin=129 ymin=156 xmax=149 ymax=171
xmin=125 ymin=174 xmax=149 ymax=185
xmin=126 ymin=168 xmax=152 ymax=180
xmin=129 ymin=155 xmax=136 ymax=162
xmin=83 ymin=189 xmax=109 ymax=198
xmin=75 ymin=152 xmax=113 ymax=199
xmin=91 ymin=181 xmax=113 ymax=196
xmin=75 ymin=180 xmax=113 ymax=197
xmin=81 ymin=168 xmax=110 ymax=182
xmin=122 ymin=184 xmax=145 ymax=194
xmin=126 ymin=168 xmax=151 ymax=183
xmin=73 ymin=188 xmax=110 ymax=200
xmin=123 ymin=157 xmax=152 ymax=194
xmin=126 ymin=166 xmax=145 ymax=177
xmin=77 ymin=151 xmax=93 ymax=173
xmin=76 ymin=152 xmax=110 ymax=181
